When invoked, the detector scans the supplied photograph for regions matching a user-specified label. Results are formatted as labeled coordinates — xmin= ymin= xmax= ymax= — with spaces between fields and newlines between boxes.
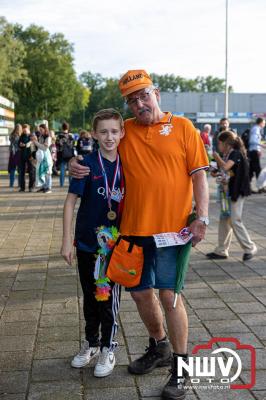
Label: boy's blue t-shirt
xmin=69 ymin=151 xmax=124 ymax=253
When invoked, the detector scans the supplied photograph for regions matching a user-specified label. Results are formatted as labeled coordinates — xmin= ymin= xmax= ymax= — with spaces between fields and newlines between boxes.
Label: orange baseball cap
xmin=119 ymin=69 xmax=153 ymax=97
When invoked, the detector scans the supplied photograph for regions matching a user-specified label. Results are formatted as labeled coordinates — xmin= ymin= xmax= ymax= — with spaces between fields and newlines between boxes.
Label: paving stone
xmin=85 ymin=387 xmax=139 ymax=400
xmin=119 ymin=300 xmax=138 ymax=311
xmin=196 ymin=389 xmax=256 ymax=399
xmin=39 ymin=314 xmax=79 ymax=327
xmin=0 ymin=371 xmax=29 ymax=394
xmin=116 ymin=345 xmax=130 ymax=365
xmin=256 ymin=296 xmax=266 ymax=306
xmin=239 ymin=278 xmax=266 ymax=289
xmin=189 ymin=316 xmax=207 ymax=330
xmin=120 ymin=311 xmax=143 ymax=323
xmin=250 ymin=326 xmax=266 ymax=341
xmin=12 ymin=280 xmax=45 ymax=291
xmin=195 ymin=308 xmax=236 ymax=322
xmin=27 ymin=381 xmax=82 ymax=400
xmin=208 ymin=282 xmax=244 ymax=292
xmin=31 ymin=358 xmax=80 ymax=382
xmin=238 ymin=314 xmax=266 ymax=327
xmin=228 ymin=302 xmax=266 ymax=314
xmin=83 ymin=366 xmax=135 ymax=388
xmin=34 ymin=340 xmax=79 ymax=359
xmin=203 ymin=320 xmax=250 ymax=335
xmin=188 ymin=327 xmax=212 ymax=342
xmin=5 ymin=296 xmax=42 ymax=310
xmin=122 ymin=322 xmax=148 ymax=337
xmin=1 ymin=309 xmax=39 ymax=322
xmin=0 ymin=351 xmax=32 ymax=371
xmin=137 ymin=374 xmax=169 ymax=397
xmin=0 ymin=395 xmax=26 ymax=400
xmin=41 ymin=301 xmax=78 ymax=314
xmin=0 ymin=321 xmax=38 ymax=336
xmin=241 ymin=370 xmax=266 ymax=391
xmin=0 ymin=335 xmax=35 ymax=352
xmin=252 ymin=391 xmax=266 ymax=400
xmin=42 ymin=293 xmax=77 ymax=303
xmin=0 ymin=278 xmax=15 ymax=287
xmin=187 ymin=298 xmax=226 ymax=309
xmin=218 ymin=291 xmax=256 ymax=303
xmin=15 ymin=273 xmax=46 ymax=282
xmin=37 ymin=326 xmax=79 ymax=343
xmin=44 ymin=285 xmax=77 ymax=294
xmin=126 ymin=336 xmax=150 ymax=355
xmin=183 ymin=288 xmax=217 ymax=299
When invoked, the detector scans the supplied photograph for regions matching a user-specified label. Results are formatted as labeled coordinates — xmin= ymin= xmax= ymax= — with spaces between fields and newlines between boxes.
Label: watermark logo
xmin=180 ymin=337 xmax=256 ymax=391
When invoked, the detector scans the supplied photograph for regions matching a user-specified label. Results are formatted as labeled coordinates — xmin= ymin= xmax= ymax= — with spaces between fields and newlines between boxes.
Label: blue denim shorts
xmin=125 ymin=237 xmax=187 ymax=292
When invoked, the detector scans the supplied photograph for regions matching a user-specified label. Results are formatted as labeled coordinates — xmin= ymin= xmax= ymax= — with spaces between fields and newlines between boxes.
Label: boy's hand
xmin=69 ymin=156 xmax=90 ymax=179
xmin=61 ymin=239 xmax=74 ymax=265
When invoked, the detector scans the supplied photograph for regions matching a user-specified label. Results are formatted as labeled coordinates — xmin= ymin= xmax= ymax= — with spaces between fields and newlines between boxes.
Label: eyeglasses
xmin=126 ymin=88 xmax=154 ymax=106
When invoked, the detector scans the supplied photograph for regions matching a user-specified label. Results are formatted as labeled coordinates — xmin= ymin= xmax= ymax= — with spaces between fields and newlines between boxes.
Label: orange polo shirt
xmin=119 ymin=113 xmax=209 ymax=236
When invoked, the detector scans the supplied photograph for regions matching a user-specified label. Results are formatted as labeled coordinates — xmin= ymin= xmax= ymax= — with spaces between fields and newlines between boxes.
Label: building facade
xmin=0 ymin=95 xmax=15 ymax=170
xmin=160 ymin=92 xmax=266 ymax=133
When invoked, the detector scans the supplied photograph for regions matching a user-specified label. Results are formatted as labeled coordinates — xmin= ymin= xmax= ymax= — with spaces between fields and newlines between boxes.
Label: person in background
xmin=56 ymin=122 xmax=75 ymax=187
xmin=32 ymin=124 xmax=53 ymax=193
xmin=212 ymin=117 xmax=231 ymax=152
xmin=50 ymin=130 xmax=58 ymax=176
xmin=76 ymin=130 xmax=93 ymax=156
xmin=248 ymin=117 xmax=266 ymax=188
xmin=200 ymin=124 xmax=211 ymax=154
xmin=18 ymin=124 xmax=35 ymax=192
xmin=8 ymin=124 xmax=22 ymax=189
xmin=207 ymin=131 xmax=257 ymax=261
xmin=200 ymin=124 xmax=212 ymax=165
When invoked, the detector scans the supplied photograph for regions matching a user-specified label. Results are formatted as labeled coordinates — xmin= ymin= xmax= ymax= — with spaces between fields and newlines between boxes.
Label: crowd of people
xmin=6 ymin=70 xmax=266 ymax=400
xmin=7 ymin=122 xmax=95 ymax=193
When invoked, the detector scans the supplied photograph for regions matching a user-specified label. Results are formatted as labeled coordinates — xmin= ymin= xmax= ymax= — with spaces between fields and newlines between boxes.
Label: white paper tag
xmin=153 ymin=228 xmax=193 ymax=248
xmin=94 ymin=255 xmax=101 ymax=279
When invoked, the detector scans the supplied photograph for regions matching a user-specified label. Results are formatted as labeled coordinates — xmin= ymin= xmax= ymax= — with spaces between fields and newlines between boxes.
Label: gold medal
xmin=107 ymin=210 xmax=117 ymax=221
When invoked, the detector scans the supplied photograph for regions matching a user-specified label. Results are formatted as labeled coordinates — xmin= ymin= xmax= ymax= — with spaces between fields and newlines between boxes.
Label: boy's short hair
xmin=62 ymin=121 xmax=69 ymax=131
xmin=22 ymin=124 xmax=30 ymax=130
xmin=256 ymin=117 xmax=264 ymax=125
xmin=92 ymin=108 xmax=124 ymax=132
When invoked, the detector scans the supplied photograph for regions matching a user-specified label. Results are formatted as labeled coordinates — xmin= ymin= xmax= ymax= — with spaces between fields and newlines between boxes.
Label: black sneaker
xmin=206 ymin=252 xmax=228 ymax=260
xmin=161 ymin=357 xmax=188 ymax=400
xmin=128 ymin=337 xmax=172 ymax=375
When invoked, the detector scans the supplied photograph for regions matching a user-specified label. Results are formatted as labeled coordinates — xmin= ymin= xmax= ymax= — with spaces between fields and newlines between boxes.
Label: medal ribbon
xmin=97 ymin=150 xmax=120 ymax=210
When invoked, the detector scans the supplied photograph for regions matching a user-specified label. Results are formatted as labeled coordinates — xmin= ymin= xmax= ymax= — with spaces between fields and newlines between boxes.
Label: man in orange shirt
xmin=70 ymin=70 xmax=209 ymax=400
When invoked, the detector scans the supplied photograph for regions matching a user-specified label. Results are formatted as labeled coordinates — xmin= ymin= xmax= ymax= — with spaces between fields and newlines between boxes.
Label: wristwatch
xmin=197 ymin=216 xmax=209 ymax=226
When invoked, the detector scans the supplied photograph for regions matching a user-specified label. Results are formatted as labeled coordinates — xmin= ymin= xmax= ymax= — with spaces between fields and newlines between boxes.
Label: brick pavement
xmin=0 ymin=175 xmax=265 ymax=400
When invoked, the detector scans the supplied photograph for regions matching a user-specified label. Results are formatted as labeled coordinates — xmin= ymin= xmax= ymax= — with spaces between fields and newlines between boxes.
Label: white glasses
xmin=126 ymin=88 xmax=154 ymax=106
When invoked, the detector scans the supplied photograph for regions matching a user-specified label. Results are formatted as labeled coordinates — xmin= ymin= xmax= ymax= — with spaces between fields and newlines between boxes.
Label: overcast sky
xmin=1 ymin=0 xmax=266 ymax=92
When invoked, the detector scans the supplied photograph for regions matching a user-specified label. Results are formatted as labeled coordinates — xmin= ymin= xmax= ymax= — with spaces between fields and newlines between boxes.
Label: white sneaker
xmin=71 ymin=340 xmax=100 ymax=368
xmin=94 ymin=347 xmax=116 ymax=377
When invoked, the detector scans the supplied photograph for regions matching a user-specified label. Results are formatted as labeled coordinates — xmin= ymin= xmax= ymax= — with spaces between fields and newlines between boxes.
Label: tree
xmin=13 ymin=24 xmax=84 ymax=124
xmin=80 ymin=72 xmax=129 ymax=125
xmin=0 ymin=17 xmax=27 ymax=99
xmin=150 ymin=73 xmax=229 ymax=93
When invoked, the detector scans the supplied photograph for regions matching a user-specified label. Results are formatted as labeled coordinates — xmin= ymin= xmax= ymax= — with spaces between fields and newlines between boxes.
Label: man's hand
xmin=61 ymin=239 xmax=74 ymax=265
xmin=189 ymin=220 xmax=206 ymax=247
xmin=68 ymin=156 xmax=90 ymax=179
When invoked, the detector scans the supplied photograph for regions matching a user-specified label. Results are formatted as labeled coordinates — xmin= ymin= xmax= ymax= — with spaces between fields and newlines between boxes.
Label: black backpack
xmin=62 ymin=141 xmax=74 ymax=160
xmin=241 ymin=129 xmax=250 ymax=150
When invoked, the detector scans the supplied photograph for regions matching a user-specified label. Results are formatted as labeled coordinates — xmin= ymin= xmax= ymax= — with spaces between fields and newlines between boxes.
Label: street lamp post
xmin=224 ymin=0 xmax=229 ymax=118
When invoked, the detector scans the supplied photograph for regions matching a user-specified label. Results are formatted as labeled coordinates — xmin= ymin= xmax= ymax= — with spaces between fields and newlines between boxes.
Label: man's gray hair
xmin=203 ymin=124 xmax=211 ymax=132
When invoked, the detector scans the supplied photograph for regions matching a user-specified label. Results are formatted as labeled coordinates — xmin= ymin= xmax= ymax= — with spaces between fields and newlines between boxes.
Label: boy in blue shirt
xmin=61 ymin=109 xmax=125 ymax=377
